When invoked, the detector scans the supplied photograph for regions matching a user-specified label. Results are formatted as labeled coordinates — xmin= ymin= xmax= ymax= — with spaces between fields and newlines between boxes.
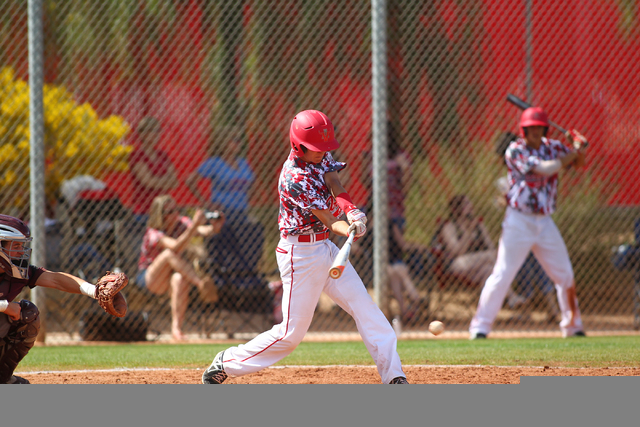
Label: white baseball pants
xmin=221 ymin=235 xmax=406 ymax=384
xmin=470 ymin=207 xmax=583 ymax=337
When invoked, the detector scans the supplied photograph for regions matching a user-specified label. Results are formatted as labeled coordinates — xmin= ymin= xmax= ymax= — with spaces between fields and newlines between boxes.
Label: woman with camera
xmin=137 ymin=195 xmax=225 ymax=340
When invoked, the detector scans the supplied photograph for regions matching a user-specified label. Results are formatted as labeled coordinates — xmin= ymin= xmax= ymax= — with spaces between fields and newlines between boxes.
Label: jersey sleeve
xmin=322 ymin=152 xmax=346 ymax=174
xmin=506 ymin=144 xmax=540 ymax=175
xmin=28 ymin=266 xmax=47 ymax=288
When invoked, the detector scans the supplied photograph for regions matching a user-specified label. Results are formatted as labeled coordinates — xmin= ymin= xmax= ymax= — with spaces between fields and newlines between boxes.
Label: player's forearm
xmin=328 ymin=220 xmax=351 ymax=237
xmin=324 ymin=171 xmax=347 ymax=197
xmin=312 ymin=208 xmax=351 ymax=237
xmin=533 ymin=159 xmax=563 ymax=176
xmin=36 ymin=271 xmax=96 ymax=298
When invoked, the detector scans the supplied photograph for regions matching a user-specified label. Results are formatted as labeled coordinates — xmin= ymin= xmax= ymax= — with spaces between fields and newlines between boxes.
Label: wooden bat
xmin=329 ymin=229 xmax=356 ymax=279
xmin=506 ymin=93 xmax=589 ymax=148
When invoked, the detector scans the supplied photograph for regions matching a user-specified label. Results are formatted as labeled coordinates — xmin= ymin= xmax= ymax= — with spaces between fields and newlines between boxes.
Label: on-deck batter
xmin=202 ymin=110 xmax=408 ymax=384
xmin=469 ymin=107 xmax=588 ymax=339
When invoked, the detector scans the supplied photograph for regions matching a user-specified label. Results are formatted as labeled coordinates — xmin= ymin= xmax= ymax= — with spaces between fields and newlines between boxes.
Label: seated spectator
xmin=437 ymin=195 xmax=497 ymax=286
xmin=436 ymin=194 xmax=531 ymax=310
xmin=137 ymin=195 xmax=224 ymax=340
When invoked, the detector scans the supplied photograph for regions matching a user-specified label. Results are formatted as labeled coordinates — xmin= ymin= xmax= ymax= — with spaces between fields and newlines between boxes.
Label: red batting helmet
xmin=0 ymin=214 xmax=32 ymax=279
xmin=289 ymin=110 xmax=339 ymax=155
xmin=520 ymin=107 xmax=549 ymax=136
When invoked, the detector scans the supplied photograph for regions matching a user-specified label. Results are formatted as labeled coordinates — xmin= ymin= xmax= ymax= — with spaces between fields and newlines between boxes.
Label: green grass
xmin=19 ymin=335 xmax=640 ymax=372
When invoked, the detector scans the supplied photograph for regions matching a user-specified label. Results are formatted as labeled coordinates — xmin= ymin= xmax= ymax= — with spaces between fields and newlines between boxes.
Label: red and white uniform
xmin=470 ymin=137 xmax=584 ymax=337
xmin=221 ymin=150 xmax=406 ymax=383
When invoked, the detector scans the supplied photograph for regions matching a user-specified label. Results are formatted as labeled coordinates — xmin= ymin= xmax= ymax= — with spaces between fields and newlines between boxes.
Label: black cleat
xmin=389 ymin=377 xmax=409 ymax=384
xmin=202 ymin=350 xmax=228 ymax=384
xmin=6 ymin=375 xmax=30 ymax=384
xmin=573 ymin=331 xmax=586 ymax=337
xmin=470 ymin=332 xmax=487 ymax=340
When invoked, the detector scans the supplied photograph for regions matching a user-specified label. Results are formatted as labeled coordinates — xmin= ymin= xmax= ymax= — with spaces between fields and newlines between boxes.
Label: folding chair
xmin=197 ymin=219 xmax=275 ymax=338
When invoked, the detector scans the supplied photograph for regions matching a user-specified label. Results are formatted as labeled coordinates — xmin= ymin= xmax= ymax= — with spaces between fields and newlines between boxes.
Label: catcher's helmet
xmin=289 ymin=110 xmax=339 ymax=155
xmin=0 ymin=214 xmax=32 ymax=280
xmin=520 ymin=107 xmax=549 ymax=136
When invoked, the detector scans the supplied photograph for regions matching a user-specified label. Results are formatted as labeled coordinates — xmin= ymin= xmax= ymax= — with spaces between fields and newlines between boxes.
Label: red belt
xmin=296 ymin=230 xmax=330 ymax=242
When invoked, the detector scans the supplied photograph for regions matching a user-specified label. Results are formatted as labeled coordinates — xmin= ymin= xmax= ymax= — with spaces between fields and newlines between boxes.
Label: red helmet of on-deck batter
xmin=289 ymin=110 xmax=339 ymax=155
xmin=520 ymin=107 xmax=549 ymax=135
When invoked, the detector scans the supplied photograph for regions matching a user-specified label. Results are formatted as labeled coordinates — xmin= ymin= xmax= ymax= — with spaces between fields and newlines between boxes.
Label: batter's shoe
xmin=202 ymin=350 xmax=228 ymax=384
xmin=470 ymin=332 xmax=487 ymax=340
xmin=6 ymin=375 xmax=30 ymax=384
xmin=569 ymin=331 xmax=586 ymax=337
xmin=389 ymin=377 xmax=409 ymax=384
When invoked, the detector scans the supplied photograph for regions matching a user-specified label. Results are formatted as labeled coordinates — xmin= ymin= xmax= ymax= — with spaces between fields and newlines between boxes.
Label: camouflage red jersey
xmin=505 ymin=137 xmax=571 ymax=215
xmin=278 ymin=150 xmax=346 ymax=237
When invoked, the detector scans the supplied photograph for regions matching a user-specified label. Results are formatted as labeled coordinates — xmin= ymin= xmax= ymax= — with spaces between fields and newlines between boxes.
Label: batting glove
xmin=567 ymin=129 xmax=589 ymax=150
xmin=346 ymin=208 xmax=367 ymax=225
xmin=347 ymin=221 xmax=367 ymax=238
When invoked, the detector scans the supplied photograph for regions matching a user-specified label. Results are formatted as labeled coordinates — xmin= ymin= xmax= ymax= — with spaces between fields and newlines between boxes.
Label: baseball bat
xmin=506 ymin=93 xmax=588 ymax=148
xmin=329 ymin=229 xmax=356 ymax=279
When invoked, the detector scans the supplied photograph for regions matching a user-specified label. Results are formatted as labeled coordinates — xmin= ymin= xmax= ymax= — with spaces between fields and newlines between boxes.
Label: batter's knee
xmin=552 ymin=271 xmax=574 ymax=290
xmin=278 ymin=323 xmax=309 ymax=349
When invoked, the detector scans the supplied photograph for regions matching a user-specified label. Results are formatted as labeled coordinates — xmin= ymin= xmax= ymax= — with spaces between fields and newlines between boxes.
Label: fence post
xmin=372 ymin=0 xmax=389 ymax=312
xmin=29 ymin=0 xmax=47 ymax=342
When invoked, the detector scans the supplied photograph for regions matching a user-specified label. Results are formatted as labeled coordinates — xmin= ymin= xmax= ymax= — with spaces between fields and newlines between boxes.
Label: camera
xmin=205 ymin=210 xmax=221 ymax=220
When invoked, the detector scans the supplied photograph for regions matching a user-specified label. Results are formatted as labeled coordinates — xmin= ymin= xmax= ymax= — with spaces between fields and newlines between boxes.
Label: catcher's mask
xmin=0 ymin=214 xmax=32 ymax=280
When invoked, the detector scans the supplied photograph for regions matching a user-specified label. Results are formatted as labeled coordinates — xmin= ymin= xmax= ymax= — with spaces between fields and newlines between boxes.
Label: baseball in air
xmin=429 ymin=320 xmax=445 ymax=336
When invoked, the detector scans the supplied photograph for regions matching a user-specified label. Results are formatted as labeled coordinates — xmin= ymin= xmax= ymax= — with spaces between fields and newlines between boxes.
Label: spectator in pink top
xmin=137 ymin=195 xmax=225 ymax=340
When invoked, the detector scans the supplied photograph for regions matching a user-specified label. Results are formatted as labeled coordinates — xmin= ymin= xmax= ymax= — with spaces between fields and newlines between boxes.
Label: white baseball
xmin=429 ymin=320 xmax=445 ymax=336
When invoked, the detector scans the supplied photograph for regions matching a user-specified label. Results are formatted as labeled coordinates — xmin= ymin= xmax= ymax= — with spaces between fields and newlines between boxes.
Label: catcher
xmin=0 ymin=214 xmax=128 ymax=384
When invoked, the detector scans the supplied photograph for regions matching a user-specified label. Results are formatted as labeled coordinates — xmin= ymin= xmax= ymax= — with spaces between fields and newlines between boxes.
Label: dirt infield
xmin=23 ymin=365 xmax=640 ymax=384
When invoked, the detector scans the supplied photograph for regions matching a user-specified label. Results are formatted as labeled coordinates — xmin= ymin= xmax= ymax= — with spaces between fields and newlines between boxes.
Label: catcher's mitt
xmin=95 ymin=271 xmax=128 ymax=317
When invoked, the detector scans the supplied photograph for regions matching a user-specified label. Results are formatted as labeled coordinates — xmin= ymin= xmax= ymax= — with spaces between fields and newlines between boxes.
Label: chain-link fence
xmin=2 ymin=0 xmax=640 ymax=342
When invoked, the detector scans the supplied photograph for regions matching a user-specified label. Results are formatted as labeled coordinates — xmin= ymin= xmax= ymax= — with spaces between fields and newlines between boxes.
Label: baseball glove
xmin=95 ymin=271 xmax=128 ymax=317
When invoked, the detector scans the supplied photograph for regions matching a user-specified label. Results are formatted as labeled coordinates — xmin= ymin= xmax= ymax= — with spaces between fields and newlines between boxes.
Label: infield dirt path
xmin=24 ymin=365 xmax=640 ymax=384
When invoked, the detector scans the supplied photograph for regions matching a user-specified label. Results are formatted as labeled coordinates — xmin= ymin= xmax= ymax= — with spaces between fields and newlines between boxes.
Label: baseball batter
xmin=469 ymin=107 xmax=588 ymax=339
xmin=202 ymin=110 xmax=408 ymax=384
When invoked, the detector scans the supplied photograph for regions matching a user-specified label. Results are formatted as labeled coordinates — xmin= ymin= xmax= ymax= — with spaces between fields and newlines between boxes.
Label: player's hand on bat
xmin=565 ymin=129 xmax=588 ymax=151
xmin=346 ymin=208 xmax=367 ymax=225
xmin=563 ymin=129 xmax=588 ymax=169
xmin=347 ymin=221 xmax=367 ymax=238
